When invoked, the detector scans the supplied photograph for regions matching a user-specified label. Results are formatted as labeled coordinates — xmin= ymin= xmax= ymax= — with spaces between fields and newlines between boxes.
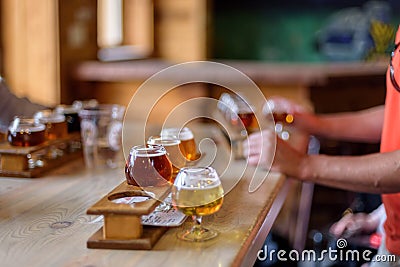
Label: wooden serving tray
xmin=0 ymin=133 xmax=82 ymax=178
xmin=87 ymin=181 xmax=171 ymax=250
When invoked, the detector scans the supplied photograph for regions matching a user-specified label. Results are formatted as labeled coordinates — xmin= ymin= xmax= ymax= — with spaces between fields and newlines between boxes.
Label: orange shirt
xmin=380 ymin=26 xmax=400 ymax=256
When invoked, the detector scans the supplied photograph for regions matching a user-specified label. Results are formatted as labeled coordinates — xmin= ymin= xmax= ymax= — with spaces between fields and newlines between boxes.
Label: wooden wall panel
xmin=1 ymin=0 xmax=59 ymax=106
xmin=154 ymin=0 xmax=209 ymax=62
xmin=58 ymin=0 xmax=97 ymax=104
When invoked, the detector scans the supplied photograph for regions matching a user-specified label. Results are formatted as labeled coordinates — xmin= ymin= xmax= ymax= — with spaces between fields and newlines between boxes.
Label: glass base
xmin=177 ymin=226 xmax=218 ymax=242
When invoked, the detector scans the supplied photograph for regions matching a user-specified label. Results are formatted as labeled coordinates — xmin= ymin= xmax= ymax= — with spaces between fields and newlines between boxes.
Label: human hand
xmin=329 ymin=212 xmax=379 ymax=239
xmin=264 ymin=96 xmax=310 ymax=115
xmin=264 ymin=96 xmax=315 ymax=132
xmin=243 ymin=129 xmax=307 ymax=178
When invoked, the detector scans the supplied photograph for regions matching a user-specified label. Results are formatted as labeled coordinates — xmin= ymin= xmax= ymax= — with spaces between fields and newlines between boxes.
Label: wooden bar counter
xmin=0 ymin=124 xmax=300 ymax=267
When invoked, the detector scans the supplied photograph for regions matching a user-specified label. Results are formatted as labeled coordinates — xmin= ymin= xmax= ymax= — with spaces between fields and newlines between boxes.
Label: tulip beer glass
xmin=34 ymin=110 xmax=68 ymax=140
xmin=147 ymin=135 xmax=186 ymax=177
xmin=125 ymin=144 xmax=173 ymax=187
xmin=160 ymin=127 xmax=197 ymax=161
xmin=172 ymin=166 xmax=224 ymax=241
xmin=7 ymin=117 xmax=46 ymax=147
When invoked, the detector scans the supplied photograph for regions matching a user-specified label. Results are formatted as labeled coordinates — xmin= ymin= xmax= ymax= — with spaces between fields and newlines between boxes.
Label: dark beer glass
xmin=7 ymin=117 xmax=46 ymax=147
xmin=147 ymin=135 xmax=186 ymax=178
xmin=125 ymin=144 xmax=173 ymax=187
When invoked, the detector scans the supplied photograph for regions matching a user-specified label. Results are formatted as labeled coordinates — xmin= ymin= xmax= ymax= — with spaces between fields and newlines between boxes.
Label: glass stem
xmin=192 ymin=215 xmax=203 ymax=233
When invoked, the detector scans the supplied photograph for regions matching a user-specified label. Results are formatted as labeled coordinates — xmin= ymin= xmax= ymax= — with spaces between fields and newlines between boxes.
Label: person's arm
xmin=245 ymin=130 xmax=400 ymax=194
xmin=298 ymin=149 xmax=400 ymax=193
xmin=267 ymin=96 xmax=384 ymax=143
xmin=294 ymin=105 xmax=384 ymax=143
xmin=0 ymin=77 xmax=46 ymax=132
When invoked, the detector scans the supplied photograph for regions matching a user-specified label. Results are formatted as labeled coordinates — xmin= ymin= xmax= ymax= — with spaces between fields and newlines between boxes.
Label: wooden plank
xmin=87 ymin=182 xmax=170 ymax=216
xmin=0 ymin=133 xmax=82 ymax=177
xmin=87 ymin=226 xmax=167 ymax=250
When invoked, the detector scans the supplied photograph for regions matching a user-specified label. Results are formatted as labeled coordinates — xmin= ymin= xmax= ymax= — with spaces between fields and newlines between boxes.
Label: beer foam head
xmin=161 ymin=127 xmax=193 ymax=141
xmin=8 ymin=117 xmax=45 ymax=134
xmin=130 ymin=144 xmax=167 ymax=157
xmin=147 ymin=135 xmax=181 ymax=146
xmin=175 ymin=167 xmax=221 ymax=189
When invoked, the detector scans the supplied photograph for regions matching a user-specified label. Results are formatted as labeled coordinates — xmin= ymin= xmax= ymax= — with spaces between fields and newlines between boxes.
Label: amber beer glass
xmin=125 ymin=145 xmax=173 ymax=187
xmin=235 ymin=105 xmax=259 ymax=134
xmin=34 ymin=110 xmax=68 ymax=140
xmin=263 ymin=101 xmax=294 ymax=124
xmin=7 ymin=117 xmax=46 ymax=147
xmin=218 ymin=92 xmax=259 ymax=134
xmin=147 ymin=136 xmax=186 ymax=177
xmin=161 ymin=127 xmax=197 ymax=161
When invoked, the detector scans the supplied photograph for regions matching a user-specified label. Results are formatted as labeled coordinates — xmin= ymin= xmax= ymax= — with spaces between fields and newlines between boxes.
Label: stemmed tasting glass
xmin=147 ymin=135 xmax=186 ymax=178
xmin=125 ymin=144 xmax=173 ymax=211
xmin=172 ymin=166 xmax=224 ymax=242
xmin=125 ymin=144 xmax=172 ymax=187
xmin=160 ymin=127 xmax=197 ymax=161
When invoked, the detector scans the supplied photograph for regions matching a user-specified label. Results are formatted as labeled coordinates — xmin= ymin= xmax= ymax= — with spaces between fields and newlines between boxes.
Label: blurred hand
xmin=266 ymin=96 xmax=310 ymax=115
xmin=330 ymin=212 xmax=379 ymax=239
xmin=243 ymin=129 xmax=307 ymax=177
xmin=265 ymin=96 xmax=316 ymax=133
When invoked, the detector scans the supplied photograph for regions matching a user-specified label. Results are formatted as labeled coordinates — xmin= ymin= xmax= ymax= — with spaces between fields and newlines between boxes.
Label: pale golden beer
xmin=147 ymin=136 xmax=186 ymax=178
xmin=173 ymin=184 xmax=224 ymax=216
xmin=172 ymin=167 xmax=224 ymax=241
xmin=160 ymin=127 xmax=197 ymax=161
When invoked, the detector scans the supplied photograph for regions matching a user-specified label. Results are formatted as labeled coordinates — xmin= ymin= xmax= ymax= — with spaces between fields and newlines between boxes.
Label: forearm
xmin=295 ymin=105 xmax=384 ymax=143
xmin=299 ymin=150 xmax=400 ymax=194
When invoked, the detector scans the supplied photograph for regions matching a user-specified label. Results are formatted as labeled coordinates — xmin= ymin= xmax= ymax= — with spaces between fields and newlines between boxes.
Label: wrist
xmin=297 ymin=153 xmax=314 ymax=181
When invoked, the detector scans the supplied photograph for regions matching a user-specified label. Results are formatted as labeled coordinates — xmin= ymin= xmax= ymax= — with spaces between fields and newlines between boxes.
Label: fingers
xmin=330 ymin=214 xmax=353 ymax=238
xmin=243 ymin=130 xmax=277 ymax=170
xmin=243 ymin=130 xmax=275 ymax=157
xmin=267 ymin=96 xmax=308 ymax=114
xmin=329 ymin=213 xmax=369 ymax=238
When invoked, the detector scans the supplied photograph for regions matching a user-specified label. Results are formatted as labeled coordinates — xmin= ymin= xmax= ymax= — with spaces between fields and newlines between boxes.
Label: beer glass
xmin=147 ymin=135 xmax=186 ymax=178
xmin=7 ymin=117 xmax=46 ymax=147
xmin=233 ymin=103 xmax=258 ymax=134
xmin=172 ymin=166 xmax=224 ymax=242
xmin=55 ymin=105 xmax=81 ymax=133
xmin=160 ymin=127 xmax=197 ymax=161
xmin=125 ymin=144 xmax=173 ymax=187
xmin=79 ymin=104 xmax=125 ymax=168
xmin=262 ymin=100 xmax=294 ymax=125
xmin=34 ymin=110 xmax=68 ymax=140
xmin=218 ymin=92 xmax=258 ymax=134
xmin=262 ymin=101 xmax=293 ymax=140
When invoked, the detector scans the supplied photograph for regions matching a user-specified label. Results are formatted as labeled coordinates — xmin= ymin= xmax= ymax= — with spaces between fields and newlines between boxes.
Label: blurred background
xmin=0 ymin=0 xmax=398 ymax=265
